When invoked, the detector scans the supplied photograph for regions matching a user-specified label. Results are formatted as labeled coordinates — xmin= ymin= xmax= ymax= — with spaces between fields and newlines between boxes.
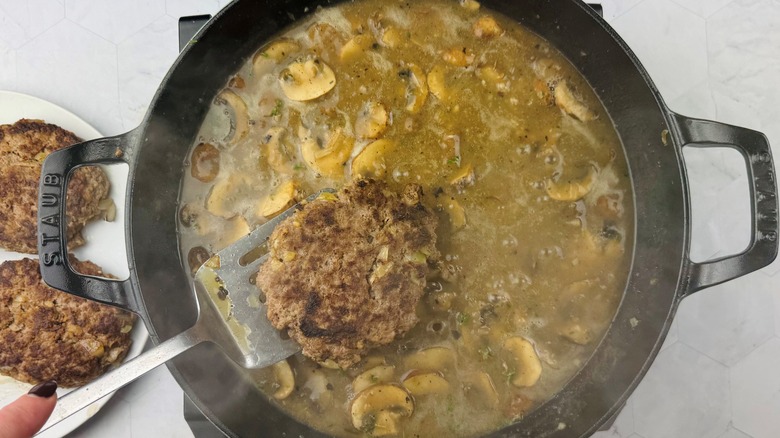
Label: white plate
xmin=0 ymin=90 xmax=148 ymax=437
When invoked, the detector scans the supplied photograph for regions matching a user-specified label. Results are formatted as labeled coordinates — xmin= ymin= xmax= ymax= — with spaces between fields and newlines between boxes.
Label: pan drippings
xmin=178 ymin=0 xmax=633 ymax=436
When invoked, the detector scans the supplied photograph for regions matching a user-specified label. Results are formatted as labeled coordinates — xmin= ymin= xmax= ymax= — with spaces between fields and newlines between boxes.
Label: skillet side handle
xmin=671 ymin=113 xmax=779 ymax=295
xmin=37 ymin=128 xmax=142 ymax=314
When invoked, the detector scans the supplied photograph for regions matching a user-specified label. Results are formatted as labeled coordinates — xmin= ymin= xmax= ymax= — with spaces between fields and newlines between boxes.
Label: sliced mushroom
xmin=307 ymin=22 xmax=346 ymax=55
xmin=301 ymin=128 xmax=355 ymax=179
xmin=474 ymin=371 xmax=499 ymax=407
xmin=594 ymin=193 xmax=623 ymax=220
xmin=362 ymin=356 xmax=388 ymax=370
xmin=352 ymin=139 xmax=395 ymax=179
xmin=318 ymin=359 xmax=342 ymax=370
xmin=367 ymin=12 xmax=395 ymax=48
xmin=446 ymin=199 xmax=467 ymax=230
xmin=206 ymin=173 xmax=247 ymax=218
xmin=402 ymin=372 xmax=450 ymax=396
xmin=546 ymin=166 xmax=597 ymax=202
xmin=403 ymin=346 xmax=455 ymax=371
xmin=228 ymin=75 xmax=245 ymax=89
xmin=340 ymin=34 xmax=374 ymax=63
xmin=258 ymin=180 xmax=297 ymax=218
xmin=254 ymin=38 xmax=301 ymax=64
xmin=262 ymin=127 xmax=295 ymax=175
xmin=476 ymin=66 xmax=507 ymax=89
xmin=217 ymin=215 xmax=250 ymax=250
xmin=427 ymin=64 xmax=450 ymax=101
xmin=532 ymin=58 xmax=562 ymax=83
xmin=449 ymin=163 xmax=475 ymax=189
xmin=355 ymin=101 xmax=389 ymax=139
xmin=554 ymin=80 xmax=597 ymax=122
xmin=442 ymin=47 xmax=475 ymax=67
xmin=381 ymin=26 xmax=403 ymax=48
xmin=503 ymin=336 xmax=542 ymax=387
xmin=559 ymin=322 xmax=593 ymax=345
xmin=353 ymin=365 xmax=396 ymax=393
xmin=279 ymin=58 xmax=336 ymax=101
xmin=473 ymin=15 xmax=503 ymax=39
xmin=191 ymin=142 xmax=220 ymax=183
xmin=216 ymin=90 xmax=249 ymax=145
xmin=272 ymin=360 xmax=295 ymax=400
xmin=187 ymin=246 xmax=211 ymax=273
xmin=465 ymin=371 xmax=499 ymax=408
xmin=399 ymin=64 xmax=428 ymax=113
xmin=350 ymin=385 xmax=413 ymax=436
xmin=460 ymin=0 xmax=481 ymax=10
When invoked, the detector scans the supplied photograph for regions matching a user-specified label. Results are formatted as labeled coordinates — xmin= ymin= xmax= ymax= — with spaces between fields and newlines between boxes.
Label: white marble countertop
xmin=1 ymin=0 xmax=778 ymax=437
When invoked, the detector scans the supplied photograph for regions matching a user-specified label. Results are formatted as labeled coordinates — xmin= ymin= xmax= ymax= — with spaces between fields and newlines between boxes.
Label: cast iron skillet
xmin=37 ymin=0 xmax=778 ymax=436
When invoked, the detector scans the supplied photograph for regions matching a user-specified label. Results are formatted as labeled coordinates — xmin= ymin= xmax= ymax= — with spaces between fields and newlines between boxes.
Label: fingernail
xmin=28 ymin=381 xmax=58 ymax=398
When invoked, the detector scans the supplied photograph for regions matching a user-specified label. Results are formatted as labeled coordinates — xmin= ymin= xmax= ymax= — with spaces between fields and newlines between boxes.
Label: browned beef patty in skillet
xmin=257 ymin=179 xmax=440 ymax=368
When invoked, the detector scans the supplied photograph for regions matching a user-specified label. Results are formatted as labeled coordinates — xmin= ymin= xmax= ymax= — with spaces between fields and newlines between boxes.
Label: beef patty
xmin=0 ymin=258 xmax=135 ymax=387
xmin=0 ymin=119 xmax=110 ymax=254
xmin=257 ymin=179 xmax=440 ymax=368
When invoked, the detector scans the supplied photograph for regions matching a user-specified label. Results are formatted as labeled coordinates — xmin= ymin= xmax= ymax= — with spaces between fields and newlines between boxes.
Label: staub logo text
xmin=40 ymin=173 xmax=63 ymax=266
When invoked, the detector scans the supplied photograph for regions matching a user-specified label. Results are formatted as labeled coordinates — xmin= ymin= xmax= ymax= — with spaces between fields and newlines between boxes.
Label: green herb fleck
xmin=448 ymin=155 xmax=461 ymax=166
xmin=479 ymin=346 xmax=493 ymax=361
xmin=370 ymin=374 xmax=379 ymax=383
xmin=259 ymin=51 xmax=270 ymax=58
xmin=293 ymin=163 xmax=306 ymax=171
xmin=267 ymin=99 xmax=283 ymax=117
xmin=456 ymin=312 xmax=470 ymax=325
xmin=506 ymin=370 xmax=516 ymax=384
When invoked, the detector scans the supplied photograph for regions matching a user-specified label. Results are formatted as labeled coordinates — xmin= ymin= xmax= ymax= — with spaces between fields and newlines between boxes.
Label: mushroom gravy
xmin=178 ymin=0 xmax=633 ymax=436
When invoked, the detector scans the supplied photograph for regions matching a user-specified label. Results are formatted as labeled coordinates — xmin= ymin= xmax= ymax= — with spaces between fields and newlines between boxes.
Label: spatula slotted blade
xmin=194 ymin=189 xmax=334 ymax=368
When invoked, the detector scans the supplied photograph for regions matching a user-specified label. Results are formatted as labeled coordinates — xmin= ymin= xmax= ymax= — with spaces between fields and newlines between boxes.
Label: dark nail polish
xmin=28 ymin=381 xmax=58 ymax=398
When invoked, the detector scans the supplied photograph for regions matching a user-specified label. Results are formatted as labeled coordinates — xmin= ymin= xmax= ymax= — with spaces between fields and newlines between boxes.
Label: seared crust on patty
xmin=0 ymin=258 xmax=135 ymax=387
xmin=257 ymin=179 xmax=439 ymax=368
xmin=0 ymin=119 xmax=110 ymax=254
xmin=0 ymin=118 xmax=81 ymax=163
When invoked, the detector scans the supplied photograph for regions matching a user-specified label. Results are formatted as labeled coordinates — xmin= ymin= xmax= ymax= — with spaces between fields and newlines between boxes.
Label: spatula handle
xmin=36 ymin=325 xmax=206 ymax=436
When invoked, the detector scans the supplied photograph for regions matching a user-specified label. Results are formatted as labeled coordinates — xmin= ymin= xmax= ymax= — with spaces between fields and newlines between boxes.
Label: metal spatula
xmin=37 ymin=189 xmax=333 ymax=435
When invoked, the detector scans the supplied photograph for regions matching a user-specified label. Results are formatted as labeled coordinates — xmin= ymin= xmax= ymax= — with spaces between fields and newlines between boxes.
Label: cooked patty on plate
xmin=0 ymin=119 xmax=110 ymax=254
xmin=257 ymin=179 xmax=440 ymax=368
xmin=0 ymin=118 xmax=82 ymax=161
xmin=0 ymin=258 xmax=135 ymax=387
